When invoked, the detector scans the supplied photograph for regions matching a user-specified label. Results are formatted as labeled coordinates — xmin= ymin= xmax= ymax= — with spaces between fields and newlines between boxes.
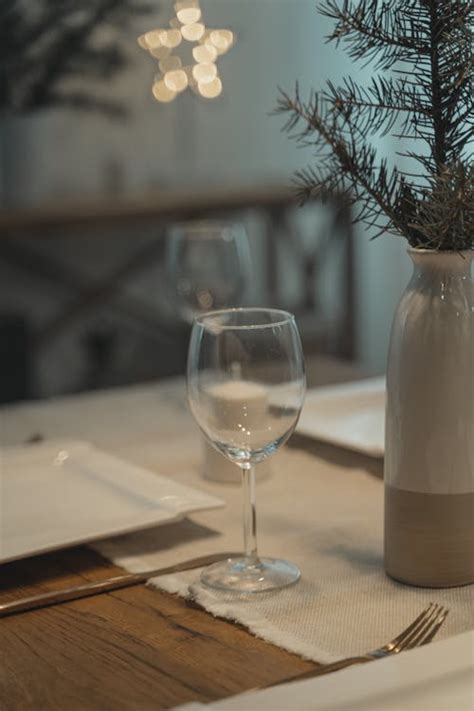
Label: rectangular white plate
xmin=296 ymin=377 xmax=385 ymax=457
xmin=0 ymin=439 xmax=224 ymax=564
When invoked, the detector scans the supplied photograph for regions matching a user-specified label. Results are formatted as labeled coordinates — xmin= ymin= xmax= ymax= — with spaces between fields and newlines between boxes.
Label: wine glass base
xmin=200 ymin=557 xmax=300 ymax=593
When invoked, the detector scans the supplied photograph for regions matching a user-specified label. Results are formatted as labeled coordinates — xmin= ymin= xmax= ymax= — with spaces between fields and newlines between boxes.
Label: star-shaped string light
xmin=138 ymin=0 xmax=235 ymax=102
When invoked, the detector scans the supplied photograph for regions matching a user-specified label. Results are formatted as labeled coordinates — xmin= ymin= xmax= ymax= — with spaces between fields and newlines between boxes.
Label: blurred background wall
xmin=0 ymin=0 xmax=413 ymax=400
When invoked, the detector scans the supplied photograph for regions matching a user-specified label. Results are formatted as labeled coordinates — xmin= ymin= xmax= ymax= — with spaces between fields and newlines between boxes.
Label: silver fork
xmin=270 ymin=602 xmax=449 ymax=687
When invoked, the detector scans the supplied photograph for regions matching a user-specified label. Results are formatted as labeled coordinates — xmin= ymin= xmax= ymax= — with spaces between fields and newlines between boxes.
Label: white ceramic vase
xmin=384 ymin=248 xmax=473 ymax=587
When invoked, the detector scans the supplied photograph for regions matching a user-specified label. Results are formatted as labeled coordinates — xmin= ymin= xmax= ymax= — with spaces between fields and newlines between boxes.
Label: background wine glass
xmin=187 ymin=307 xmax=306 ymax=592
xmin=165 ymin=220 xmax=253 ymax=483
xmin=164 ymin=221 xmax=251 ymax=324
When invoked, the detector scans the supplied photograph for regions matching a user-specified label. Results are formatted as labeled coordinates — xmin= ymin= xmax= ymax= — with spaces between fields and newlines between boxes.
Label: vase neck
xmin=409 ymin=249 xmax=473 ymax=277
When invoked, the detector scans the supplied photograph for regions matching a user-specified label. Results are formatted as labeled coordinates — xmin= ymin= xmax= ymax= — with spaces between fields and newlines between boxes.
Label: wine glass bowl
xmin=165 ymin=221 xmax=251 ymax=324
xmin=187 ymin=308 xmax=306 ymax=592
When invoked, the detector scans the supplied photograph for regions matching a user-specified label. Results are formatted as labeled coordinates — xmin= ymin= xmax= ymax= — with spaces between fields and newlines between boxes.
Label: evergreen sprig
xmin=276 ymin=0 xmax=473 ymax=250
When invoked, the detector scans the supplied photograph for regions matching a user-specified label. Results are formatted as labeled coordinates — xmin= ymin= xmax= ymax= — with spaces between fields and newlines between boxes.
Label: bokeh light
xmin=192 ymin=44 xmax=217 ymax=64
xmin=192 ymin=63 xmax=217 ymax=84
xmin=159 ymin=56 xmax=182 ymax=73
xmin=152 ymin=80 xmax=177 ymax=103
xmin=139 ymin=1 xmax=234 ymax=103
xmin=144 ymin=30 xmax=162 ymax=48
xmin=150 ymin=46 xmax=171 ymax=60
xmin=177 ymin=7 xmax=201 ymax=24
xmin=198 ymin=76 xmax=222 ymax=99
xmin=164 ymin=69 xmax=189 ymax=93
xmin=181 ymin=23 xmax=205 ymax=41
xmin=159 ymin=29 xmax=182 ymax=48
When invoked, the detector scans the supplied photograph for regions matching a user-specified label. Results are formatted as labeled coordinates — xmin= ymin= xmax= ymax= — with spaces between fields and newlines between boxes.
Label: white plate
xmin=0 ymin=439 xmax=224 ymax=564
xmin=177 ymin=631 xmax=474 ymax=710
xmin=297 ymin=377 xmax=385 ymax=457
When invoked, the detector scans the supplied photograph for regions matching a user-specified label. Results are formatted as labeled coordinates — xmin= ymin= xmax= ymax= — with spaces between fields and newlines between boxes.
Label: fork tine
xmin=396 ymin=604 xmax=443 ymax=652
xmin=383 ymin=602 xmax=435 ymax=651
xmin=420 ymin=608 xmax=449 ymax=645
xmin=266 ymin=604 xmax=450 ymax=688
xmin=404 ymin=606 xmax=449 ymax=650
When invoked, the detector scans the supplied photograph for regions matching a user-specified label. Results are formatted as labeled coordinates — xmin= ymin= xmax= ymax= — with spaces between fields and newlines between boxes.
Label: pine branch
xmin=324 ymin=76 xmax=431 ymax=136
xmin=397 ymin=163 xmax=474 ymax=250
xmin=276 ymin=88 xmax=404 ymax=238
xmin=318 ymin=0 xmax=430 ymax=69
xmin=277 ymin=0 xmax=473 ymax=250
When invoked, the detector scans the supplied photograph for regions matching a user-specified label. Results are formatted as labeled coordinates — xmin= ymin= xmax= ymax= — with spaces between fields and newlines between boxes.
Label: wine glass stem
xmin=241 ymin=465 xmax=259 ymax=565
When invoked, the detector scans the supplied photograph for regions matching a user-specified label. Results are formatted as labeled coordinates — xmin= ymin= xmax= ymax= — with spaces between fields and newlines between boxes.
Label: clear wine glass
xmin=165 ymin=221 xmax=251 ymax=324
xmin=187 ymin=308 xmax=306 ymax=592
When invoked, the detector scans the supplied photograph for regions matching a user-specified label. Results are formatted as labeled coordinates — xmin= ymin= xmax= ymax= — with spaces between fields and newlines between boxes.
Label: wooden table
xmin=0 ymin=357 xmax=373 ymax=710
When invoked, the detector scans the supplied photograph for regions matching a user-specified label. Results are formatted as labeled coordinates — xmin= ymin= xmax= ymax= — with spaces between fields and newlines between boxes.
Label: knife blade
xmin=0 ymin=551 xmax=238 ymax=618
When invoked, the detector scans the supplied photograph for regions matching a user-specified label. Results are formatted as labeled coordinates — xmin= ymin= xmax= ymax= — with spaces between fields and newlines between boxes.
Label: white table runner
xmin=2 ymin=377 xmax=473 ymax=662
xmin=94 ymin=442 xmax=473 ymax=663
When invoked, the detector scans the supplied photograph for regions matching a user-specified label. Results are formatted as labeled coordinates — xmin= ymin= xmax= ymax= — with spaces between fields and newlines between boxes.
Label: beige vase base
xmin=384 ymin=484 xmax=474 ymax=588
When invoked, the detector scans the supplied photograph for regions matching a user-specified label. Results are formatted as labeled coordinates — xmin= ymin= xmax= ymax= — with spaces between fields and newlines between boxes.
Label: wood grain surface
xmin=0 ymin=548 xmax=315 ymax=710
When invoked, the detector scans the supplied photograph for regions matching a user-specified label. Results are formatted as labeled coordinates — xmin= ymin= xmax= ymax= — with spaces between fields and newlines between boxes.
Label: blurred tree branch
xmin=0 ymin=0 xmax=153 ymax=116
